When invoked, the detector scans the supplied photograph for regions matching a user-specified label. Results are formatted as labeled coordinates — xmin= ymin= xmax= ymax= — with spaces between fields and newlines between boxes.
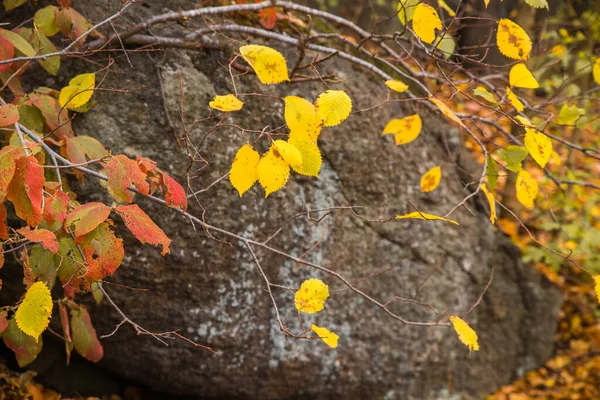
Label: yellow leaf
xmin=594 ymin=276 xmax=600 ymax=304
xmin=239 ymin=45 xmax=289 ymax=85
xmin=284 ymin=96 xmax=323 ymax=141
xmin=385 ymin=80 xmax=409 ymax=93
xmin=413 ymin=3 xmax=442 ymax=44
xmin=524 ymin=128 xmax=552 ymax=168
xmin=15 ymin=282 xmax=53 ymax=341
xmin=429 ymin=97 xmax=465 ymax=128
xmin=484 ymin=0 xmax=491 ymax=8
xmin=382 ymin=114 xmax=422 ymax=146
xmin=496 ymin=19 xmax=532 ymax=61
xmin=420 ymin=166 xmax=441 ymax=192
xmin=273 ymin=140 xmax=302 ymax=168
xmin=257 ymin=147 xmax=290 ymax=197
xmin=506 ymin=87 xmax=524 ymax=112
xmin=209 ymin=94 xmax=243 ymax=112
xmin=397 ymin=0 xmax=420 ymax=25
xmin=509 ymin=63 xmax=539 ymax=89
xmin=58 ymin=73 xmax=95 ymax=110
xmin=449 ymin=316 xmax=480 ymax=353
xmin=288 ymin=132 xmax=322 ymax=177
xmin=311 ymin=325 xmax=339 ymax=348
xmin=480 ymin=183 xmax=497 ymax=224
xmin=438 ymin=0 xmax=456 ymax=16
xmin=395 ymin=211 xmax=459 ymax=225
xmin=516 ymin=170 xmax=538 ymax=209
xmin=593 ymin=59 xmax=600 ymax=86
xmin=314 ymin=90 xmax=352 ymax=127
xmin=229 ymin=144 xmax=260 ymax=197
xmin=514 ymin=115 xmax=534 ymax=128
xmin=295 ymin=278 xmax=329 ymax=314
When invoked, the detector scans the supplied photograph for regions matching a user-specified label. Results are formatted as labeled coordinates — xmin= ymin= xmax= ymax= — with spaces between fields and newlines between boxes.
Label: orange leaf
xmin=0 ymin=104 xmax=19 ymax=127
xmin=43 ymin=190 xmax=69 ymax=226
xmin=114 ymin=204 xmax=171 ymax=255
xmin=0 ymin=203 xmax=7 ymax=240
xmin=17 ymin=226 xmax=59 ymax=253
xmin=105 ymin=155 xmax=149 ymax=203
xmin=7 ymin=156 xmax=44 ymax=226
xmin=159 ymin=170 xmax=187 ymax=211
xmin=64 ymin=202 xmax=111 ymax=237
xmin=78 ymin=222 xmax=124 ymax=281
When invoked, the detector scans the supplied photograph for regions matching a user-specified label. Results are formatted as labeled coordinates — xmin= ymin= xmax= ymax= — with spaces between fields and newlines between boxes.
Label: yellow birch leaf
xmin=506 ymin=87 xmax=524 ymax=112
xmin=58 ymin=73 xmax=95 ymax=110
xmin=295 ymin=278 xmax=329 ymax=314
xmin=473 ymin=86 xmax=497 ymax=104
xmin=382 ymin=114 xmax=422 ymax=146
xmin=257 ymin=147 xmax=290 ymax=197
xmin=385 ymin=80 xmax=409 ymax=93
xmin=594 ymin=276 xmax=600 ymax=304
xmin=516 ymin=170 xmax=538 ymax=209
xmin=514 ymin=115 xmax=534 ymax=128
xmin=550 ymin=150 xmax=561 ymax=166
xmin=395 ymin=211 xmax=459 ymax=225
xmin=594 ymin=59 xmax=600 ymax=86
xmin=314 ymin=90 xmax=352 ymax=127
xmin=15 ymin=282 xmax=53 ymax=341
xmin=509 ymin=63 xmax=539 ymax=88
xmin=480 ymin=183 xmax=497 ymax=224
xmin=284 ymin=96 xmax=323 ymax=141
xmin=230 ymin=144 xmax=260 ymax=197
xmin=239 ymin=45 xmax=289 ymax=85
xmin=449 ymin=316 xmax=480 ymax=353
xmin=438 ymin=0 xmax=456 ymax=16
xmin=429 ymin=97 xmax=465 ymax=128
xmin=524 ymin=128 xmax=552 ymax=168
xmin=420 ymin=166 xmax=441 ymax=192
xmin=311 ymin=325 xmax=339 ymax=348
xmin=273 ymin=140 xmax=302 ymax=168
xmin=209 ymin=94 xmax=243 ymax=112
xmin=413 ymin=3 xmax=442 ymax=44
xmin=288 ymin=132 xmax=322 ymax=177
xmin=397 ymin=0 xmax=420 ymax=25
xmin=496 ymin=19 xmax=532 ymax=61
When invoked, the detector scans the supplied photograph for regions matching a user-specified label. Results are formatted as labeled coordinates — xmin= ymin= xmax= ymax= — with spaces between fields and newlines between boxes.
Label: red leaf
xmin=136 ymin=157 xmax=157 ymax=173
xmin=159 ymin=170 xmax=188 ymax=211
xmin=54 ymin=9 xmax=92 ymax=46
xmin=115 ymin=204 xmax=171 ymax=255
xmin=17 ymin=226 xmax=59 ymax=253
xmin=64 ymin=202 xmax=111 ymax=237
xmin=58 ymin=303 xmax=73 ymax=364
xmin=43 ymin=189 xmax=69 ymax=226
xmin=0 ymin=203 xmax=7 ymax=240
xmin=56 ymin=0 xmax=72 ymax=7
xmin=0 ymin=36 xmax=14 ymax=73
xmin=258 ymin=7 xmax=277 ymax=30
xmin=70 ymin=305 xmax=103 ymax=363
xmin=78 ymin=222 xmax=124 ymax=281
xmin=7 ymin=156 xmax=44 ymax=226
xmin=0 ymin=145 xmax=23 ymax=202
xmin=27 ymin=93 xmax=73 ymax=140
xmin=3 ymin=318 xmax=42 ymax=367
xmin=105 ymin=155 xmax=149 ymax=203
xmin=0 ymin=104 xmax=19 ymax=127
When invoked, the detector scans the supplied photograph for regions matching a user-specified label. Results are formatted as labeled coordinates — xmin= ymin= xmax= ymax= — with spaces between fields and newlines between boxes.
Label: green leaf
xmin=3 ymin=0 xmax=27 ymax=11
xmin=473 ymin=86 xmax=498 ymax=105
xmin=70 ymin=305 xmax=103 ymax=362
xmin=0 ymin=28 xmax=36 ymax=57
xmin=34 ymin=6 xmax=60 ymax=37
xmin=2 ymin=318 xmax=43 ymax=367
xmin=497 ymin=145 xmax=529 ymax=172
xmin=557 ymin=104 xmax=585 ymax=125
xmin=486 ymin=155 xmax=499 ymax=190
xmin=524 ymin=0 xmax=549 ymax=9
xmin=29 ymin=244 xmax=57 ymax=289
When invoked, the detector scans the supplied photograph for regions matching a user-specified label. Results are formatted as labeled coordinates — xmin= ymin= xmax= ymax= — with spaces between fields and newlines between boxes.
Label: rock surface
xmin=8 ymin=1 xmax=562 ymax=399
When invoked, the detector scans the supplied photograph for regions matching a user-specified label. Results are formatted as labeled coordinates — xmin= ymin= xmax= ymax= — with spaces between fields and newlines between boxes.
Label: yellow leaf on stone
xmin=311 ymin=325 xmax=339 ymax=348
xmin=230 ymin=144 xmax=260 ymax=197
xmin=59 ymin=73 xmax=95 ymax=110
xmin=288 ymin=132 xmax=322 ymax=177
xmin=480 ymin=183 xmax=497 ymax=224
xmin=395 ymin=211 xmax=458 ymax=225
xmin=273 ymin=140 xmax=302 ymax=168
xmin=385 ymin=80 xmax=409 ymax=93
xmin=524 ymin=128 xmax=552 ymax=168
xmin=594 ymin=276 xmax=600 ymax=304
xmin=382 ymin=114 xmax=422 ymax=146
xmin=516 ymin=170 xmax=538 ymax=209
xmin=257 ymin=147 xmax=290 ymax=197
xmin=314 ymin=90 xmax=352 ymax=127
xmin=509 ymin=63 xmax=539 ymax=89
xmin=429 ymin=97 xmax=465 ymax=128
xmin=209 ymin=94 xmax=243 ymax=112
xmin=239 ymin=45 xmax=289 ymax=85
xmin=15 ymin=282 xmax=53 ymax=341
xmin=506 ymin=87 xmax=524 ymax=112
xmin=420 ymin=166 xmax=441 ymax=192
xmin=449 ymin=316 xmax=479 ymax=353
xmin=413 ymin=3 xmax=442 ymax=44
xmin=284 ymin=96 xmax=323 ymax=141
xmin=497 ymin=19 xmax=532 ymax=61
xmin=397 ymin=0 xmax=420 ymax=25
xmin=594 ymin=59 xmax=600 ymax=86
xmin=295 ymin=278 xmax=329 ymax=314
